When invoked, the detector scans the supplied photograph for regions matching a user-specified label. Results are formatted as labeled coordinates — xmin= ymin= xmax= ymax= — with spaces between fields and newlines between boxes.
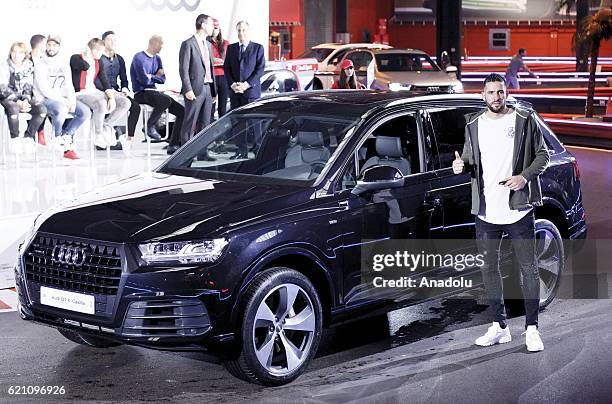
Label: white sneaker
xmin=9 ymin=137 xmax=23 ymax=154
xmin=94 ymin=133 xmax=108 ymax=149
xmin=61 ymin=135 xmax=73 ymax=151
xmin=475 ymin=322 xmax=512 ymax=346
xmin=524 ymin=325 xmax=544 ymax=352
xmin=53 ymin=135 xmax=71 ymax=152
xmin=103 ymin=125 xmax=117 ymax=147
xmin=22 ymin=138 xmax=36 ymax=155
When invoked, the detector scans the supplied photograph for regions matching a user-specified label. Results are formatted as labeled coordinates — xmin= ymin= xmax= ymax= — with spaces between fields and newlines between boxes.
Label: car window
xmin=346 ymin=51 xmax=374 ymax=73
xmin=339 ymin=114 xmax=421 ymax=191
xmin=427 ymin=107 xmax=481 ymax=169
xmin=162 ymin=109 xmax=361 ymax=185
xmin=298 ymin=48 xmax=333 ymax=63
xmin=376 ymin=53 xmax=439 ymax=72
xmin=329 ymin=49 xmax=350 ymax=65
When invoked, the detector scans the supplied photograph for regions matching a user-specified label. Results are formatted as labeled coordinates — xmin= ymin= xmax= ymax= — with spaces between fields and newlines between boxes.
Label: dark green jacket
xmin=460 ymin=106 xmax=550 ymax=216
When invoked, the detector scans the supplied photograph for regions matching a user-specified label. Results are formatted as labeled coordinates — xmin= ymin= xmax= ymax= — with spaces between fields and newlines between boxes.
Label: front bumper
xmin=14 ymin=236 xmax=237 ymax=352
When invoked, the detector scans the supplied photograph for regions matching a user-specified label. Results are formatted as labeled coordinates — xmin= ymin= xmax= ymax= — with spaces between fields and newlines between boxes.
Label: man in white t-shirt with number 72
xmin=453 ymin=73 xmax=549 ymax=352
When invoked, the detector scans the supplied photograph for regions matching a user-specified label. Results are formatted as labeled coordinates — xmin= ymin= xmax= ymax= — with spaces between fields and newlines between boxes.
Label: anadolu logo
xmin=131 ymin=0 xmax=201 ymax=11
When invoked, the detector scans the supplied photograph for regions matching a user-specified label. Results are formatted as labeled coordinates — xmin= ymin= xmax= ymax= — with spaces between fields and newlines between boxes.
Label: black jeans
xmin=1 ymin=99 xmax=47 ymax=138
xmin=134 ymin=90 xmax=184 ymax=146
xmin=475 ymin=211 xmax=539 ymax=329
xmin=215 ymin=75 xmax=229 ymax=118
xmin=126 ymin=96 xmax=141 ymax=138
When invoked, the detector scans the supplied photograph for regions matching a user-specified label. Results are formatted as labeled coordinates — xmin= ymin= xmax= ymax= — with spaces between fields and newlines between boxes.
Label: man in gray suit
xmin=177 ymin=13 xmax=216 ymax=157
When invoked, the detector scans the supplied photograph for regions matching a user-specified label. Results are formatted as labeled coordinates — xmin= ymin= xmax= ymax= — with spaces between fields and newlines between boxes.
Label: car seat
xmin=360 ymin=136 xmax=411 ymax=176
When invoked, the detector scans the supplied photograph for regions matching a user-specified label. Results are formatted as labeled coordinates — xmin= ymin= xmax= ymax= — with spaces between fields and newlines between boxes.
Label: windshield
xmin=376 ymin=53 xmax=440 ymax=72
xmin=297 ymin=48 xmax=334 ymax=62
xmin=160 ymin=101 xmax=362 ymax=185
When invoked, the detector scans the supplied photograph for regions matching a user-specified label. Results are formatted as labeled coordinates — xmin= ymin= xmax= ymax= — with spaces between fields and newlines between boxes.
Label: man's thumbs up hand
xmin=452 ymin=151 xmax=464 ymax=174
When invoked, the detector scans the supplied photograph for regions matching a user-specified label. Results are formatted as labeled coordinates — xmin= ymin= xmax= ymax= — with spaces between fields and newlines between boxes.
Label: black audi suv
xmin=15 ymin=91 xmax=586 ymax=385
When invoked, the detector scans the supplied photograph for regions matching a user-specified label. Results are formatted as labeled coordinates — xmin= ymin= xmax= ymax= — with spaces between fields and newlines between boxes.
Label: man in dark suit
xmin=223 ymin=20 xmax=265 ymax=159
xmin=177 ymin=13 xmax=216 ymax=157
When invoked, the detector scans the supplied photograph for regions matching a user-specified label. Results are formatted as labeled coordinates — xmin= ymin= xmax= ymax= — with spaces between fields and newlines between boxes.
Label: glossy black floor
xmin=0 ymin=146 xmax=610 ymax=403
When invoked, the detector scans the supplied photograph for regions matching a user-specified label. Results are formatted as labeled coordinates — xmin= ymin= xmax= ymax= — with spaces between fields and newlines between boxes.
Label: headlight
xmin=451 ymin=82 xmax=464 ymax=93
xmin=138 ymin=239 xmax=228 ymax=265
xmin=388 ymin=82 xmax=412 ymax=92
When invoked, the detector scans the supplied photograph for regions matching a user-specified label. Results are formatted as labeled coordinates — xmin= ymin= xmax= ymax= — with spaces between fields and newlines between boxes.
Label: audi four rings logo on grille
xmin=427 ymin=86 xmax=440 ymax=91
xmin=52 ymin=245 xmax=89 ymax=266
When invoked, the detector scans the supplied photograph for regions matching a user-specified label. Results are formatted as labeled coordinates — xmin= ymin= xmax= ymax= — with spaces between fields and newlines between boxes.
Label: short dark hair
xmin=518 ymin=48 xmax=526 ymax=55
xmin=30 ymin=34 xmax=46 ymax=50
xmin=102 ymin=31 xmax=115 ymax=40
xmin=195 ymin=14 xmax=211 ymax=30
xmin=483 ymin=73 xmax=506 ymax=87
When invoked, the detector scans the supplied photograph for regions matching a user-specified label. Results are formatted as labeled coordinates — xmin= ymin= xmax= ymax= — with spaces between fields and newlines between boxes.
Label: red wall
xmin=273 ymin=0 xmax=612 ymax=58
xmin=269 ymin=0 xmax=304 ymax=60
xmin=461 ymin=26 xmax=612 ymax=57
xmin=386 ymin=24 xmax=612 ymax=57
xmin=292 ymin=25 xmax=306 ymax=58
xmin=270 ymin=0 xmax=301 ymax=22
xmin=388 ymin=24 xmax=436 ymax=54
xmin=346 ymin=0 xmax=394 ymax=43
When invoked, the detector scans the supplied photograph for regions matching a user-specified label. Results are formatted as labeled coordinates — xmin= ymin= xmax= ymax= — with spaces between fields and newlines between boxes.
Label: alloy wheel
xmin=536 ymin=227 xmax=562 ymax=304
xmin=252 ymin=283 xmax=316 ymax=376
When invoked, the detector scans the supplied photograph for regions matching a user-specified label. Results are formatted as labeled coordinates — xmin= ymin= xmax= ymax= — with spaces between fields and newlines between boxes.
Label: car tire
xmin=504 ymin=219 xmax=565 ymax=312
xmin=58 ymin=329 xmax=122 ymax=348
xmin=224 ymin=267 xmax=323 ymax=386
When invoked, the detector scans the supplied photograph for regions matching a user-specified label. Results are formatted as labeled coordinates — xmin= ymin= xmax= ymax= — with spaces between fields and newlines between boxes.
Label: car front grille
xmin=23 ymin=234 xmax=122 ymax=296
xmin=412 ymin=85 xmax=452 ymax=93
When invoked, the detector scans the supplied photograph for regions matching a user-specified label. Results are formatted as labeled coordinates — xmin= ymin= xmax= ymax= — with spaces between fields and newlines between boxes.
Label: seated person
xmin=130 ymin=35 xmax=185 ymax=154
xmin=0 ymin=42 xmax=47 ymax=155
xmin=70 ymin=38 xmax=130 ymax=149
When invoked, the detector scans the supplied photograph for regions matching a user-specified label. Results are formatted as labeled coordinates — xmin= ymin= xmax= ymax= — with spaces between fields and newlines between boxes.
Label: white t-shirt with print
xmin=477 ymin=110 xmax=531 ymax=224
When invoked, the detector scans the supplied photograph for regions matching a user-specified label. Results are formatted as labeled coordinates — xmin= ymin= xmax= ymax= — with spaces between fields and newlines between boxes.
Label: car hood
xmin=37 ymin=172 xmax=311 ymax=243
xmin=376 ymin=71 xmax=455 ymax=86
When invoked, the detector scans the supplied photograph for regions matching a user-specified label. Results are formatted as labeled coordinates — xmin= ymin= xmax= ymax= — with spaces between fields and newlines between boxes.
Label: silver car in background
xmin=344 ymin=48 xmax=463 ymax=93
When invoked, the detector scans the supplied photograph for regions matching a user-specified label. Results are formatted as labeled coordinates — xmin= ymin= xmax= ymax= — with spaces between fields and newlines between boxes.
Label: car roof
xmin=251 ymin=91 xmax=491 ymax=114
xmin=371 ymin=48 xmax=429 ymax=55
xmin=312 ymin=43 xmax=393 ymax=51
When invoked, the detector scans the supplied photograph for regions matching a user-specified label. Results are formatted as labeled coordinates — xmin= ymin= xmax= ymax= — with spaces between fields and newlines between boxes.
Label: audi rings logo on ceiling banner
xmin=131 ymin=0 xmax=201 ymax=12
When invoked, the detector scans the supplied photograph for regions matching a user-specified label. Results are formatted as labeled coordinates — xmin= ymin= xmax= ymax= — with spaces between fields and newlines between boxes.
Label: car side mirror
xmin=445 ymin=66 xmax=458 ymax=73
xmin=351 ymin=165 xmax=404 ymax=196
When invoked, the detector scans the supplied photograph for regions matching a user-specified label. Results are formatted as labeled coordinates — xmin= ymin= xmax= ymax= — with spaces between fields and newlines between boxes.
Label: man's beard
xmin=487 ymin=101 xmax=505 ymax=113
xmin=46 ymin=50 xmax=57 ymax=57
